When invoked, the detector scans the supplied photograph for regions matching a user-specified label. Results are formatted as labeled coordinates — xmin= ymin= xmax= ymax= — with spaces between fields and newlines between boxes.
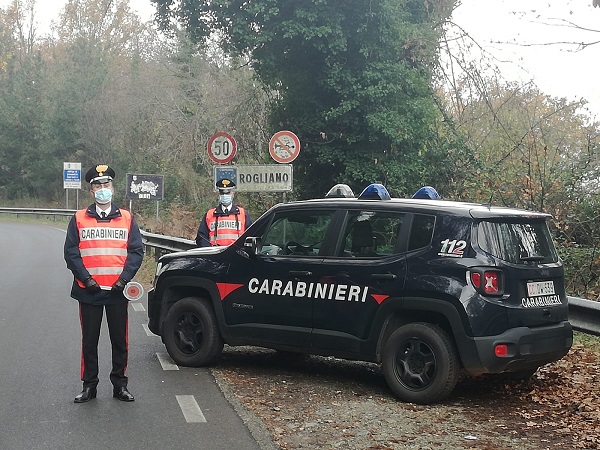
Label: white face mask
xmin=94 ymin=188 xmax=113 ymax=205
xmin=219 ymin=194 xmax=233 ymax=206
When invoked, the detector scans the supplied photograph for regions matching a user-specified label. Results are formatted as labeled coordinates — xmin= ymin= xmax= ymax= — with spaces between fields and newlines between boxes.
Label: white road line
xmin=176 ymin=395 xmax=207 ymax=423
xmin=142 ymin=323 xmax=158 ymax=336
xmin=156 ymin=352 xmax=179 ymax=370
xmin=130 ymin=302 xmax=145 ymax=312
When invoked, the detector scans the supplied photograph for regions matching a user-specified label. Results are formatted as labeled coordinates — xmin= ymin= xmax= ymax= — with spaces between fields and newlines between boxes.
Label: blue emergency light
xmin=412 ymin=186 xmax=440 ymax=199
xmin=357 ymin=183 xmax=391 ymax=200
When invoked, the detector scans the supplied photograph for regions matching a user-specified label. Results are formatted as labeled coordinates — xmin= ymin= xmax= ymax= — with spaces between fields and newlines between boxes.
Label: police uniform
xmin=195 ymin=179 xmax=252 ymax=247
xmin=64 ymin=164 xmax=144 ymax=403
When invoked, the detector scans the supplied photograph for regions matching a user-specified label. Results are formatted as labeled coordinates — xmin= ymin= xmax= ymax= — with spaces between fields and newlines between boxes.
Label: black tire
xmin=163 ymin=297 xmax=224 ymax=367
xmin=382 ymin=322 xmax=460 ymax=404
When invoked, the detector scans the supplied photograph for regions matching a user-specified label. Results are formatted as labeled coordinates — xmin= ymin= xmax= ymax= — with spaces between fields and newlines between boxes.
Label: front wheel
xmin=382 ymin=322 xmax=460 ymax=404
xmin=163 ymin=297 xmax=224 ymax=367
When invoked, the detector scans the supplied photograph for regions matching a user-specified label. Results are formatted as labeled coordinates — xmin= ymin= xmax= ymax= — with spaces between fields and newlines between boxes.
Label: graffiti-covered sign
xmin=126 ymin=173 xmax=164 ymax=200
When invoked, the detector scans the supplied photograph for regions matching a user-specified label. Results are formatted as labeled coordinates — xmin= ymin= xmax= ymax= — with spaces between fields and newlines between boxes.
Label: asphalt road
xmin=0 ymin=222 xmax=267 ymax=450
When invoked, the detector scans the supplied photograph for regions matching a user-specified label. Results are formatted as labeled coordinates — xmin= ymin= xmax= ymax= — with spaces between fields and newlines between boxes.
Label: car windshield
xmin=476 ymin=220 xmax=558 ymax=264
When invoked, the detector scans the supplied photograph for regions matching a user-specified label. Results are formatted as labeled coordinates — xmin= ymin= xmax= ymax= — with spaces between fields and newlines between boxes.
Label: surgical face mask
xmin=94 ymin=188 xmax=113 ymax=205
xmin=219 ymin=194 xmax=232 ymax=206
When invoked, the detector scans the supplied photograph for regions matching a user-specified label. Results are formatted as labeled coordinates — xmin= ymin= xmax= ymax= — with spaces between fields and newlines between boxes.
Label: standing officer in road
xmin=195 ymin=178 xmax=252 ymax=247
xmin=64 ymin=164 xmax=144 ymax=403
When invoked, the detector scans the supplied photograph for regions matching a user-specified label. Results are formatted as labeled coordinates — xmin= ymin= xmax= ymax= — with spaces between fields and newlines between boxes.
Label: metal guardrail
xmin=0 ymin=206 xmax=195 ymax=257
xmin=567 ymin=296 xmax=600 ymax=336
xmin=0 ymin=206 xmax=77 ymax=216
xmin=140 ymin=229 xmax=196 ymax=255
xmin=1 ymin=206 xmax=599 ymax=336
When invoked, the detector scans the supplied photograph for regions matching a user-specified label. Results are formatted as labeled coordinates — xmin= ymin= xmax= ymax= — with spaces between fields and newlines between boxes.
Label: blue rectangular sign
xmin=64 ymin=170 xmax=81 ymax=181
xmin=63 ymin=162 xmax=82 ymax=189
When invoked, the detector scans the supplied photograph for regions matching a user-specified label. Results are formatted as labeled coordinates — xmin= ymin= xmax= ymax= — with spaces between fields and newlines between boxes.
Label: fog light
xmin=495 ymin=344 xmax=508 ymax=357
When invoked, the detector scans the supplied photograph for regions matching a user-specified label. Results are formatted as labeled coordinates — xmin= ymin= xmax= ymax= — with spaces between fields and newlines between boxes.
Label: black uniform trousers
xmin=79 ymin=302 xmax=129 ymax=389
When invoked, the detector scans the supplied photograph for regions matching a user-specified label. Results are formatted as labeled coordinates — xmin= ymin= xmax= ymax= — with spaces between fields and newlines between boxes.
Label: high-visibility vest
xmin=205 ymin=206 xmax=247 ymax=246
xmin=75 ymin=209 xmax=132 ymax=290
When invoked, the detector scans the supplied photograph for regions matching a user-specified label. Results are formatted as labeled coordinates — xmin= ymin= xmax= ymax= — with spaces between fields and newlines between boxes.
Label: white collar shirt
xmin=96 ymin=205 xmax=111 ymax=217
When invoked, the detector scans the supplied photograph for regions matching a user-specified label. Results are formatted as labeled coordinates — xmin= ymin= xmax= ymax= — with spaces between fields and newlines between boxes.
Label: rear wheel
xmin=163 ymin=297 xmax=224 ymax=367
xmin=382 ymin=322 xmax=460 ymax=404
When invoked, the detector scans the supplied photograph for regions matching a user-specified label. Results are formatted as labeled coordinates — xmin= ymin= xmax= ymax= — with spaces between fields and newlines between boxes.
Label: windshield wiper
xmin=520 ymin=256 xmax=545 ymax=262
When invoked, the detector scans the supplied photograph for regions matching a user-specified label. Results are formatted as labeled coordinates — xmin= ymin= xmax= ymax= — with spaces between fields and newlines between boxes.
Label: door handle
xmin=371 ymin=273 xmax=397 ymax=280
xmin=289 ymin=270 xmax=313 ymax=277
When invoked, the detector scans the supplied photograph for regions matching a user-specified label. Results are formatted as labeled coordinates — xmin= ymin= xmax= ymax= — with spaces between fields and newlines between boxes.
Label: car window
xmin=258 ymin=210 xmax=335 ymax=257
xmin=476 ymin=220 xmax=558 ymax=264
xmin=408 ymin=214 xmax=436 ymax=251
xmin=338 ymin=211 xmax=405 ymax=258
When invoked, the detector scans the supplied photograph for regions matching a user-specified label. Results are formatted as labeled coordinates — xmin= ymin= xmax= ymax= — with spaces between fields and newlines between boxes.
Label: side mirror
xmin=244 ymin=237 xmax=261 ymax=254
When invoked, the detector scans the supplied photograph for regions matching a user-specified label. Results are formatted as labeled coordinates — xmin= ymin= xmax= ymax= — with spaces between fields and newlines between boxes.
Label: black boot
xmin=113 ymin=386 xmax=135 ymax=402
xmin=74 ymin=387 xmax=97 ymax=403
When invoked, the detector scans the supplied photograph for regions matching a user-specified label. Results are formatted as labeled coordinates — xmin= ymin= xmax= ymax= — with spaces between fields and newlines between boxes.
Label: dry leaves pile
xmin=212 ymin=338 xmax=600 ymax=450
xmin=511 ymin=343 xmax=600 ymax=449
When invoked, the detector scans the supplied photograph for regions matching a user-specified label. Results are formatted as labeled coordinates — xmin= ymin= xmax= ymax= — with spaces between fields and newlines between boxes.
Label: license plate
xmin=527 ymin=281 xmax=555 ymax=297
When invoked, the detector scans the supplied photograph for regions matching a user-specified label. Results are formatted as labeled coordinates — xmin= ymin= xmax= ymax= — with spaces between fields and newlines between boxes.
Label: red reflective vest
xmin=75 ymin=209 xmax=132 ymax=290
xmin=205 ymin=207 xmax=247 ymax=246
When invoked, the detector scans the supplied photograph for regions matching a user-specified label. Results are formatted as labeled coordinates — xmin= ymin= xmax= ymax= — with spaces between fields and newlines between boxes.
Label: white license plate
xmin=527 ymin=281 xmax=555 ymax=297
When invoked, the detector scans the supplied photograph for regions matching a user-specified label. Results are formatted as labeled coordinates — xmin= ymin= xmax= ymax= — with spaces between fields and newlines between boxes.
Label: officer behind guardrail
xmin=64 ymin=164 xmax=144 ymax=404
xmin=195 ymin=178 xmax=253 ymax=247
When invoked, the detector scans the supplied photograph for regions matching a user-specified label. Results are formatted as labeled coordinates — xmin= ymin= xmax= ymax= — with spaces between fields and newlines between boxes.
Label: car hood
xmin=159 ymin=245 xmax=227 ymax=262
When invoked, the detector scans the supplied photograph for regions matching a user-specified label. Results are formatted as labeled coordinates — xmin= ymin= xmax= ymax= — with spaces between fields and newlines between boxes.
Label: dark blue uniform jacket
xmin=64 ymin=204 xmax=144 ymax=305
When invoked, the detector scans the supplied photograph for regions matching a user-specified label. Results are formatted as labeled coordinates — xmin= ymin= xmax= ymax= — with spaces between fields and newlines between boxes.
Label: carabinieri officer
xmin=195 ymin=178 xmax=252 ymax=247
xmin=64 ymin=164 xmax=144 ymax=403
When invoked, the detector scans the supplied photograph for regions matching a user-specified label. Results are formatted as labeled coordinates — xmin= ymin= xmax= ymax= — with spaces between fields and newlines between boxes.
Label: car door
xmin=310 ymin=209 xmax=408 ymax=355
xmin=223 ymin=208 xmax=336 ymax=347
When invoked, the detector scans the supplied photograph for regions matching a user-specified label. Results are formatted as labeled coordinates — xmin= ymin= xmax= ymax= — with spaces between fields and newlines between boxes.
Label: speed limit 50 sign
xmin=207 ymin=132 xmax=237 ymax=164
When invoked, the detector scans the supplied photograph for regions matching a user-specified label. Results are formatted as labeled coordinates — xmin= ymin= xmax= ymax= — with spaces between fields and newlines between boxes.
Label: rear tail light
xmin=469 ymin=268 xmax=504 ymax=296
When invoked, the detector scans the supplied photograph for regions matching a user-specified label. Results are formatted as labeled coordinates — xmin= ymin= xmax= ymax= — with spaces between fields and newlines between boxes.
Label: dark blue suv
xmin=147 ymin=184 xmax=572 ymax=404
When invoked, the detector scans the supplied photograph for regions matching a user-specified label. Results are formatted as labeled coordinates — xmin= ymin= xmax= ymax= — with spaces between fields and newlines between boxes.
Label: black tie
xmin=101 ymin=212 xmax=106 ymax=218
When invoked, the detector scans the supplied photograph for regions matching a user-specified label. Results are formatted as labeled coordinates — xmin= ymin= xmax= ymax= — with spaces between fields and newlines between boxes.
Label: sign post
xmin=213 ymin=165 xmax=293 ymax=192
xmin=269 ymin=131 xmax=301 ymax=164
xmin=63 ymin=162 xmax=82 ymax=209
xmin=126 ymin=173 xmax=165 ymax=219
xmin=207 ymin=132 xmax=237 ymax=164
xmin=268 ymin=131 xmax=300 ymax=202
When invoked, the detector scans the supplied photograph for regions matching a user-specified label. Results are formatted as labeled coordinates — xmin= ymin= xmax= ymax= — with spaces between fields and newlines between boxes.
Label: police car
xmin=147 ymin=184 xmax=573 ymax=404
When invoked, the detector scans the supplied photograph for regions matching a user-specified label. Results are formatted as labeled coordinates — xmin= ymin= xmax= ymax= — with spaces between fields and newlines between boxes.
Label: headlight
xmin=153 ymin=262 xmax=164 ymax=288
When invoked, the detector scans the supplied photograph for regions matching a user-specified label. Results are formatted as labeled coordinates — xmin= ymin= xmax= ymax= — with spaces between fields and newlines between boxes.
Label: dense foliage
xmin=152 ymin=0 xmax=467 ymax=198
xmin=0 ymin=0 xmax=272 ymax=213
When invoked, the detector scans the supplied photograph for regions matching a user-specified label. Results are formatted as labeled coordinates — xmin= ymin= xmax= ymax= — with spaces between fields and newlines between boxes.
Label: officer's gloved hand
xmin=111 ymin=278 xmax=128 ymax=292
xmin=83 ymin=277 xmax=101 ymax=293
